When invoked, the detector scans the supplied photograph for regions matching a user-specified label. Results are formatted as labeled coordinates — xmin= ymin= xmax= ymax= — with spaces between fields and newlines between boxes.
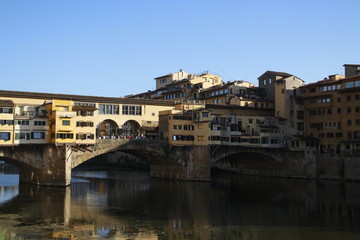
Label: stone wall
xmin=150 ymin=145 xmax=211 ymax=181
xmin=0 ymin=144 xmax=71 ymax=186
xmin=317 ymin=155 xmax=360 ymax=180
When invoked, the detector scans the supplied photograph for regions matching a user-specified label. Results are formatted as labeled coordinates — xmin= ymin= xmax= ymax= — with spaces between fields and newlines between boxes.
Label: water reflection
xmin=0 ymin=170 xmax=360 ymax=239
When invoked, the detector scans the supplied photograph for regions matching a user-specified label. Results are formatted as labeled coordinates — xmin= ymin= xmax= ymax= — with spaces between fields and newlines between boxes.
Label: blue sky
xmin=0 ymin=0 xmax=359 ymax=97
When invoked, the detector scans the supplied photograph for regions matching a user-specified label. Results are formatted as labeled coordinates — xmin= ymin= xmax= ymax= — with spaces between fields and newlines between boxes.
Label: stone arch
xmin=0 ymin=156 xmax=35 ymax=170
xmin=97 ymin=119 xmax=120 ymax=138
xmin=120 ymin=120 xmax=141 ymax=138
xmin=212 ymin=151 xmax=285 ymax=176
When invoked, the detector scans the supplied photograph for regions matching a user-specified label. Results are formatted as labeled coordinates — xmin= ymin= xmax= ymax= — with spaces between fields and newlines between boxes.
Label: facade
xmin=1 ymin=64 xmax=360 ymax=157
xmin=159 ymin=103 xmax=211 ymax=146
xmin=301 ymin=73 xmax=360 ymax=155
xmin=0 ymin=100 xmax=15 ymax=145
xmin=199 ymin=80 xmax=255 ymax=104
xmin=154 ymin=69 xmax=189 ymax=90
xmin=0 ymin=90 xmax=175 ymax=146
xmin=159 ymin=101 xmax=288 ymax=148
xmin=129 ymin=70 xmax=223 ymax=102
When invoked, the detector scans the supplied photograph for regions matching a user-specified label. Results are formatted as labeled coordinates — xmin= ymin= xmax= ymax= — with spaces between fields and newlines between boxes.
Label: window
xmin=0 ymin=108 xmax=13 ymax=114
xmin=77 ymin=111 xmax=94 ymax=116
xmin=0 ymin=132 xmax=10 ymax=140
xmin=347 ymin=108 xmax=352 ymax=113
xmin=347 ymin=119 xmax=352 ymax=126
xmin=76 ymin=121 xmax=94 ymax=127
xmin=337 ymin=108 xmax=341 ymax=114
xmin=15 ymin=120 xmax=29 ymax=125
xmin=122 ymin=105 xmax=142 ymax=115
xmin=99 ymin=104 xmax=120 ymax=115
xmin=197 ymin=136 xmax=205 ymax=141
xmin=0 ymin=120 xmax=13 ymax=125
xmin=62 ymin=120 xmax=71 ymax=126
xmin=15 ymin=132 xmax=30 ymax=140
xmin=347 ymin=95 xmax=352 ymax=101
xmin=32 ymin=132 xmax=45 ymax=139
xmin=336 ymin=132 xmax=343 ymax=138
xmin=76 ymin=134 xmax=94 ymax=140
xmin=337 ymin=97 xmax=341 ymax=103
xmin=202 ymin=112 xmax=209 ymax=118
xmin=346 ymin=82 xmax=354 ymax=88
xmin=326 ymin=133 xmax=334 ymax=138
xmin=34 ymin=121 xmax=46 ymax=126
xmin=56 ymin=133 xmax=74 ymax=139
xmin=99 ymin=104 xmax=105 ymax=114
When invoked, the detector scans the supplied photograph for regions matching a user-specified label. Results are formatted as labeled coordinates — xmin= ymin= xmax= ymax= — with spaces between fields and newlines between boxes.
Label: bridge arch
xmin=120 ymin=120 xmax=141 ymax=138
xmin=211 ymin=146 xmax=286 ymax=176
xmin=97 ymin=119 xmax=119 ymax=138
xmin=0 ymin=156 xmax=37 ymax=170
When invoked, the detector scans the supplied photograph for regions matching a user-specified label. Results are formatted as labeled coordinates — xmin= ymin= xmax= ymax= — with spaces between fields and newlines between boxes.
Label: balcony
xmin=58 ymin=112 xmax=76 ymax=118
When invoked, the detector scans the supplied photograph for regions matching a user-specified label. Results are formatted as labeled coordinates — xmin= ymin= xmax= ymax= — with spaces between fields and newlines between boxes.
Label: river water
xmin=1 ymin=166 xmax=360 ymax=240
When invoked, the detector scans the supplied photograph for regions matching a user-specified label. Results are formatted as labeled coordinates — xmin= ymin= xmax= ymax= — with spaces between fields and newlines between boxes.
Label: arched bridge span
xmin=210 ymin=145 xmax=311 ymax=177
xmin=0 ymin=141 xmax=314 ymax=187
xmin=0 ymin=140 xmax=211 ymax=186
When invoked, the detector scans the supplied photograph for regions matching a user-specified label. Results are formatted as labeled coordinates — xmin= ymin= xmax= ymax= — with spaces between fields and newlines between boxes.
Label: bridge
xmin=0 ymin=139 xmax=315 ymax=186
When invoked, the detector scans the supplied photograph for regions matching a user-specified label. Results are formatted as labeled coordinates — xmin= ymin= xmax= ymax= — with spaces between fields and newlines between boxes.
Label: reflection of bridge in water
xmin=0 ymin=173 xmax=214 ymax=239
xmin=1 ymin=173 xmax=360 ymax=239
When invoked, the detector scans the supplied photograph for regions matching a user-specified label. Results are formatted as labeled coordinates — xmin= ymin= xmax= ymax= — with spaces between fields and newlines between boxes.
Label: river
xmin=0 ymin=166 xmax=360 ymax=239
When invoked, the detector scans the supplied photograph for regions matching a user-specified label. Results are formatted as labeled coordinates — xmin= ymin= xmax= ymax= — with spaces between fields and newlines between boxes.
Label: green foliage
xmin=0 ymin=229 xmax=23 ymax=240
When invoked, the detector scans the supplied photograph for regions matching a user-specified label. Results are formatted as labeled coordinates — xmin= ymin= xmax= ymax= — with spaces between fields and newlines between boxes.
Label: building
xmin=0 ymin=100 xmax=15 ymax=145
xmin=161 ymin=71 xmax=223 ymax=101
xmin=159 ymin=102 xmax=212 ymax=146
xmin=154 ymin=69 xmax=190 ymax=90
xmin=0 ymin=90 xmax=175 ymax=146
xmin=300 ymin=72 xmax=360 ymax=155
xmin=199 ymin=80 xmax=255 ymax=104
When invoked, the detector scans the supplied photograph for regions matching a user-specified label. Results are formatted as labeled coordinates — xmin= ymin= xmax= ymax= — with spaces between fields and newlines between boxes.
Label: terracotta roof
xmin=302 ymin=74 xmax=360 ymax=88
xmin=301 ymin=79 xmax=338 ymax=88
xmin=166 ymin=79 xmax=189 ymax=86
xmin=0 ymin=100 xmax=14 ymax=107
xmin=258 ymin=71 xmax=293 ymax=79
xmin=343 ymin=64 xmax=360 ymax=67
xmin=154 ymin=74 xmax=171 ymax=79
xmin=0 ymin=90 xmax=175 ymax=107
xmin=199 ymin=83 xmax=231 ymax=93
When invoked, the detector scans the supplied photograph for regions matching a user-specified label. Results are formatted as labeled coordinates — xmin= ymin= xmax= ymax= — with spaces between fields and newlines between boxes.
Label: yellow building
xmin=159 ymin=103 xmax=211 ymax=146
xmin=0 ymin=100 xmax=15 ymax=145
xmin=46 ymin=100 xmax=77 ymax=145
xmin=0 ymin=90 xmax=175 ymax=146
